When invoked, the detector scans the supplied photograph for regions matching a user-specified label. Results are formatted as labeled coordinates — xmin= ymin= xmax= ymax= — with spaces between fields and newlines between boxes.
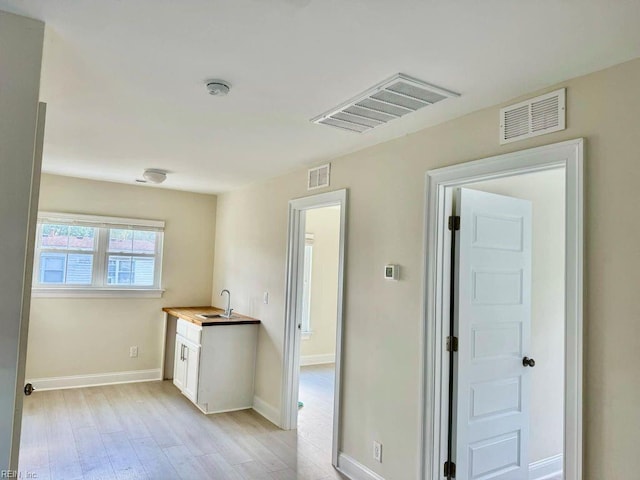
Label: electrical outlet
xmin=373 ymin=441 xmax=382 ymax=463
xmin=129 ymin=346 xmax=138 ymax=358
xmin=263 ymin=291 xmax=269 ymax=304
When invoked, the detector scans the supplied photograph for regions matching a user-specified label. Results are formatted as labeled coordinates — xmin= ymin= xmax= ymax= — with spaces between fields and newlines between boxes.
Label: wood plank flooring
xmin=297 ymin=365 xmax=336 ymax=457
xmin=18 ymin=366 xmax=344 ymax=480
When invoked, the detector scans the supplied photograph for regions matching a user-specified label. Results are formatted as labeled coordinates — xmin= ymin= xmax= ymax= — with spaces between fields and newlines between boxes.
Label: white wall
xmin=300 ymin=206 xmax=340 ymax=363
xmin=26 ymin=174 xmax=217 ymax=382
xmin=467 ymin=169 xmax=565 ymax=464
xmin=212 ymin=57 xmax=640 ymax=479
xmin=0 ymin=10 xmax=44 ymax=470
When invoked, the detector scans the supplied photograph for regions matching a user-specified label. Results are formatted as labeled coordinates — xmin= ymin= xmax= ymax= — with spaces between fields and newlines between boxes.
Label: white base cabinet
xmin=173 ymin=318 xmax=258 ymax=414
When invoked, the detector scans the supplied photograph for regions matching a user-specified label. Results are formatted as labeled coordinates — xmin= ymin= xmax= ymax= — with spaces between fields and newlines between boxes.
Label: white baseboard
xmin=335 ymin=451 xmax=558 ymax=480
xmin=337 ymin=453 xmax=385 ymax=480
xmin=530 ymin=453 xmax=563 ymax=480
xmin=300 ymin=353 xmax=335 ymax=366
xmin=252 ymin=395 xmax=281 ymax=427
xmin=197 ymin=403 xmax=253 ymax=415
xmin=27 ymin=368 xmax=162 ymax=391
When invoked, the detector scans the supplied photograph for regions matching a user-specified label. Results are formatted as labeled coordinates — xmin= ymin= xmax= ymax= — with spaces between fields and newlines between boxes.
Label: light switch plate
xmin=373 ymin=441 xmax=382 ymax=462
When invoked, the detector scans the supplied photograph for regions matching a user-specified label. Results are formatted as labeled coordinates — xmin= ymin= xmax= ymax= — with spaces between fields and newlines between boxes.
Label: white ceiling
xmin=1 ymin=0 xmax=639 ymax=194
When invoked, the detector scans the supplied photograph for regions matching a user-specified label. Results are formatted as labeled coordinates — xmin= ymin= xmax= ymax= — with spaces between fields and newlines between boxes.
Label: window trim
xmin=37 ymin=211 xmax=165 ymax=230
xmin=32 ymin=212 xmax=165 ymax=298
xmin=31 ymin=288 xmax=164 ymax=299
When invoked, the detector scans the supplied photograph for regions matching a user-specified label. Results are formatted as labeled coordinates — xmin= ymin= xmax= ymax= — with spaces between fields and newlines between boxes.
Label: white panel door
xmin=453 ymin=188 xmax=533 ymax=480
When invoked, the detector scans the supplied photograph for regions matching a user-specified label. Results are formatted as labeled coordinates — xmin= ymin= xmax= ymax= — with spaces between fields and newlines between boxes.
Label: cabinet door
xmin=173 ymin=337 xmax=187 ymax=391
xmin=182 ymin=342 xmax=200 ymax=403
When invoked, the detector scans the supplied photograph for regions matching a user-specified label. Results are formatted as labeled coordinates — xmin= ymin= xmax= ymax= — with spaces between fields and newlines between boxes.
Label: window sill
xmin=31 ymin=288 xmax=165 ymax=299
xmin=301 ymin=331 xmax=313 ymax=340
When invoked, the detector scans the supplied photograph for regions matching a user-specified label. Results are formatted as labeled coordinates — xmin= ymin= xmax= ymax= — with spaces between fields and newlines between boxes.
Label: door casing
xmin=281 ymin=188 xmax=348 ymax=468
xmin=421 ymin=139 xmax=584 ymax=480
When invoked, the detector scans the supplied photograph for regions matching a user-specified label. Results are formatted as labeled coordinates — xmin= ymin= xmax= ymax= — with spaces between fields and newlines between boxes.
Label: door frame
xmin=281 ymin=188 xmax=348 ymax=467
xmin=420 ymin=139 xmax=584 ymax=479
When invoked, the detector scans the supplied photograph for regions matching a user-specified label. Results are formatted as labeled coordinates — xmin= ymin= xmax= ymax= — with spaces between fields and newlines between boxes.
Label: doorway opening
xmin=422 ymin=140 xmax=583 ymax=480
xmin=282 ymin=189 xmax=347 ymax=468
xmin=299 ymin=206 xmax=341 ymax=455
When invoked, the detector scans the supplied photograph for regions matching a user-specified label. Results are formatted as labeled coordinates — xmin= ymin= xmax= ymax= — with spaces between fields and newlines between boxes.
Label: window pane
xmin=107 ymin=255 xmax=155 ymax=286
xmin=39 ymin=252 xmax=94 ymax=285
xmin=68 ymin=226 xmax=96 ymax=250
xmin=41 ymin=224 xmax=69 ymax=249
xmin=133 ymin=230 xmax=156 ymax=254
xmin=65 ymin=254 xmax=93 ymax=284
xmin=108 ymin=255 xmax=132 ymax=285
xmin=132 ymin=257 xmax=155 ymax=286
xmin=109 ymin=229 xmax=134 ymax=253
xmin=40 ymin=253 xmax=66 ymax=284
xmin=41 ymin=224 xmax=95 ymax=251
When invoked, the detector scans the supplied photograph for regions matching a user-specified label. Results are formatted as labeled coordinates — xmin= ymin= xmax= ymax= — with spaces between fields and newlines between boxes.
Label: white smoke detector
xmin=206 ymin=79 xmax=231 ymax=96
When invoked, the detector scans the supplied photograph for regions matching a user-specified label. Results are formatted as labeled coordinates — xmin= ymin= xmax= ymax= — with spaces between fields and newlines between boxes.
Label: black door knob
xmin=24 ymin=383 xmax=34 ymax=396
xmin=522 ymin=357 xmax=536 ymax=367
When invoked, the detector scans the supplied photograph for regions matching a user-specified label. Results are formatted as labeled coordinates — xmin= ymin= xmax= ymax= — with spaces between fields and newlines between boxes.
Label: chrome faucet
xmin=220 ymin=289 xmax=233 ymax=318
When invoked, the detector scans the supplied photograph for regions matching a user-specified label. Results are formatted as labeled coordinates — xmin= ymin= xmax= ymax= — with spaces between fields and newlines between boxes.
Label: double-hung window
xmin=33 ymin=212 xmax=164 ymax=297
xmin=300 ymin=234 xmax=314 ymax=335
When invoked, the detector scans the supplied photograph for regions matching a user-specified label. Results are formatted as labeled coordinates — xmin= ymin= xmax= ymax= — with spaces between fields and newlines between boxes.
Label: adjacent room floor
xmin=18 ymin=375 xmax=344 ymax=480
xmin=297 ymin=364 xmax=336 ymax=458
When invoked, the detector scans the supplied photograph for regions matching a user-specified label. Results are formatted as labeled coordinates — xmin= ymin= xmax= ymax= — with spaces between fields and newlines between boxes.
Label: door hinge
xmin=444 ymin=460 xmax=456 ymax=478
xmin=448 ymin=215 xmax=460 ymax=231
xmin=446 ymin=336 xmax=458 ymax=352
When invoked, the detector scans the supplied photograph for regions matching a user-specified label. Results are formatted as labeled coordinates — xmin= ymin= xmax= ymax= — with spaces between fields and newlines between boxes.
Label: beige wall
xmin=26 ymin=174 xmax=217 ymax=379
xmin=300 ymin=206 xmax=340 ymax=360
xmin=212 ymin=56 xmax=640 ymax=479
xmin=0 ymin=10 xmax=44 ymax=470
xmin=468 ymin=169 xmax=565 ymax=464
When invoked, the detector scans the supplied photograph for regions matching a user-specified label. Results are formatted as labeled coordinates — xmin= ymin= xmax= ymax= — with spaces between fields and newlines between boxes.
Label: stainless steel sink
xmin=196 ymin=313 xmax=238 ymax=320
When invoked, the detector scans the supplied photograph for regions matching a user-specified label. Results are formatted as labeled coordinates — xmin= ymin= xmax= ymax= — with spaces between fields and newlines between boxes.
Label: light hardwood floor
xmin=297 ymin=364 xmax=336 ymax=457
xmin=18 ymin=369 xmax=345 ymax=480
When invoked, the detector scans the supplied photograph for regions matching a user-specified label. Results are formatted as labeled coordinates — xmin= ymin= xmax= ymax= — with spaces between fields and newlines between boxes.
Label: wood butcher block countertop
xmin=162 ymin=306 xmax=261 ymax=327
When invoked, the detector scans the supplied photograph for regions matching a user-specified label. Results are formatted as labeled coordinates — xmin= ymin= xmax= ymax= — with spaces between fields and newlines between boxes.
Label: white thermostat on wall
xmin=384 ymin=264 xmax=399 ymax=280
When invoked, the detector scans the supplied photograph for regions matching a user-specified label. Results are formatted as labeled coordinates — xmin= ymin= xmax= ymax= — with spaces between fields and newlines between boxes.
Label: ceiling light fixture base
xmin=206 ymin=79 xmax=231 ymax=96
xmin=142 ymin=168 xmax=168 ymax=184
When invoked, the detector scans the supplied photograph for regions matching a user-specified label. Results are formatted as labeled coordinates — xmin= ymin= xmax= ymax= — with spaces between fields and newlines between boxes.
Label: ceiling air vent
xmin=312 ymin=74 xmax=460 ymax=133
xmin=308 ymin=163 xmax=330 ymax=190
xmin=500 ymin=88 xmax=566 ymax=144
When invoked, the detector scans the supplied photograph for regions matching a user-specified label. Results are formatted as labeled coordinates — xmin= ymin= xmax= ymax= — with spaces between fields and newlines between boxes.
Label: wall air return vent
xmin=311 ymin=73 xmax=460 ymax=133
xmin=308 ymin=163 xmax=330 ymax=190
xmin=500 ymin=88 xmax=566 ymax=144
